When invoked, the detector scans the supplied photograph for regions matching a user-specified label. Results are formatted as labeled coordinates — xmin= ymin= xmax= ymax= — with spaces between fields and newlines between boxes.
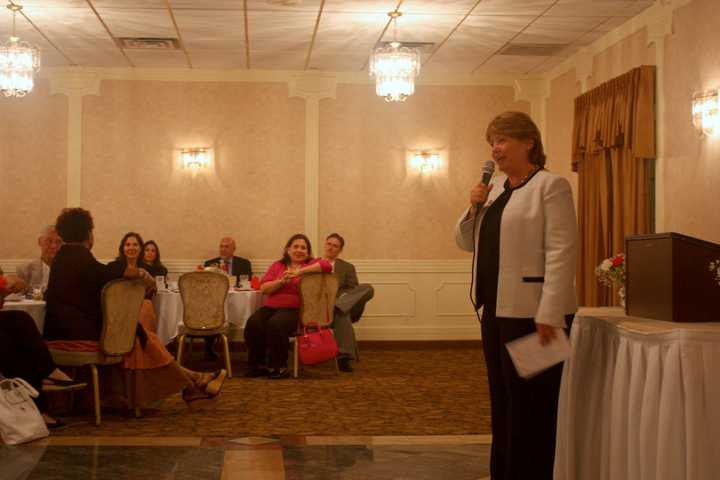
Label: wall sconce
xmin=411 ymin=151 xmax=440 ymax=174
xmin=692 ymin=89 xmax=719 ymax=137
xmin=181 ymin=148 xmax=210 ymax=170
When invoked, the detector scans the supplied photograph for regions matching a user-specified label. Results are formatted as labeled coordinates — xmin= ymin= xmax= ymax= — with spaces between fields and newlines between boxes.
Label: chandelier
xmin=0 ymin=2 xmax=41 ymax=98
xmin=369 ymin=11 xmax=421 ymax=102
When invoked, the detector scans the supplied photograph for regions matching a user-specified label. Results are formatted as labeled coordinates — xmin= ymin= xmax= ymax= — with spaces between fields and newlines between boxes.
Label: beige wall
xmin=663 ymin=0 xmax=720 ymax=243
xmin=545 ymin=69 xmax=581 ymax=204
xmin=319 ymin=83 xmax=529 ymax=259
xmin=0 ymin=80 xmax=68 ymax=258
xmin=589 ymin=28 xmax=656 ymax=89
xmin=2 ymin=78 xmax=530 ymax=263
xmin=543 ymin=0 xmax=720 ymax=247
xmin=81 ymin=80 xmax=306 ymax=260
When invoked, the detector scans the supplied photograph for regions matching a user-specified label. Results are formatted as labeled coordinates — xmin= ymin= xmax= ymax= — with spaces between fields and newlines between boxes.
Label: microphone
xmin=473 ymin=160 xmax=495 ymax=213
xmin=481 ymin=160 xmax=495 ymax=185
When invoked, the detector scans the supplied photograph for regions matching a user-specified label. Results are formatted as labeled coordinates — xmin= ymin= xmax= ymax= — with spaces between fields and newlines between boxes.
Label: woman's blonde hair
xmin=486 ymin=111 xmax=546 ymax=168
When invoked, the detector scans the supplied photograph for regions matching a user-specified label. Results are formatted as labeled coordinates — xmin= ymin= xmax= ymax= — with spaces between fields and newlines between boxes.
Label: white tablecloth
xmin=152 ymin=290 xmax=264 ymax=345
xmin=554 ymin=307 xmax=720 ymax=480
xmin=1 ymin=299 xmax=46 ymax=333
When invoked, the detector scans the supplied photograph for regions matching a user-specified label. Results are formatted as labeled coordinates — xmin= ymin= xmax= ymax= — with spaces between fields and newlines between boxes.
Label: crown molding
xmin=545 ymin=0 xmax=692 ymax=84
xmin=40 ymin=66 xmax=529 ymax=89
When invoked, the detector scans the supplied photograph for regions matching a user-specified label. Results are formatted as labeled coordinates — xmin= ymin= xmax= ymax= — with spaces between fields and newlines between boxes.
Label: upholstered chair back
xmin=100 ymin=279 xmax=146 ymax=356
xmin=299 ymin=273 xmax=339 ymax=327
xmin=178 ymin=271 xmax=229 ymax=330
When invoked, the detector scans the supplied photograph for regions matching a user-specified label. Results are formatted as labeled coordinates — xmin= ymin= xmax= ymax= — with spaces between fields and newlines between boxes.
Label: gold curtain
xmin=572 ymin=65 xmax=655 ymax=306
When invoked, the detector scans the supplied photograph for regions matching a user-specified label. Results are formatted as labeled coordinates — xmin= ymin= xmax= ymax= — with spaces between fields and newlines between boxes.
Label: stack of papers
xmin=505 ymin=329 xmax=571 ymax=378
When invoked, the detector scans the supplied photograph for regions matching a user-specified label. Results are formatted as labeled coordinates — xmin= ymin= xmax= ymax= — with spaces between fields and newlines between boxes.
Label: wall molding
xmin=288 ymin=71 xmax=338 ymax=249
xmin=1 ymin=258 xmax=479 ymax=341
xmin=514 ymin=78 xmax=550 ymax=139
xmin=0 ymin=258 xmax=472 ymax=274
xmin=41 ymin=66 xmax=526 ymax=88
xmin=545 ymin=0 xmax=692 ymax=84
xmin=49 ymin=71 xmax=102 ymax=207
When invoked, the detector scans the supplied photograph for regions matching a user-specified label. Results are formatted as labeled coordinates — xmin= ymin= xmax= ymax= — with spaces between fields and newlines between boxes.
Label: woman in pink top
xmin=244 ymin=233 xmax=332 ymax=379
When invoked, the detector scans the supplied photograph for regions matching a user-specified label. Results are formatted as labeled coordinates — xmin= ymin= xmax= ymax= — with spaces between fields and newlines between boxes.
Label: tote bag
xmin=0 ymin=378 xmax=49 ymax=445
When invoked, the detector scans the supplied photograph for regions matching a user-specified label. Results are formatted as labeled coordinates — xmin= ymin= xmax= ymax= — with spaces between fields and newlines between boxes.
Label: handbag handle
xmin=303 ymin=320 xmax=324 ymax=334
xmin=0 ymin=378 xmax=39 ymax=399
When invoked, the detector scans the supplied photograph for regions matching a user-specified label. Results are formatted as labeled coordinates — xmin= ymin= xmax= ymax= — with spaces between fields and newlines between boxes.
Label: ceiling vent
xmin=377 ymin=41 xmax=435 ymax=53
xmin=499 ymin=43 xmax=567 ymax=56
xmin=117 ymin=37 xmax=181 ymax=50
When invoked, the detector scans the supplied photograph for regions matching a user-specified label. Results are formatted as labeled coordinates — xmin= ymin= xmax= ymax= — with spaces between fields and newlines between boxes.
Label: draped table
xmin=554 ymin=307 xmax=720 ymax=480
xmin=1 ymin=298 xmax=46 ymax=333
xmin=152 ymin=289 xmax=264 ymax=345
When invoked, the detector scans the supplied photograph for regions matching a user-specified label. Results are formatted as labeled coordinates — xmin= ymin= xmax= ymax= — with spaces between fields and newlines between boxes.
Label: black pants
xmin=243 ymin=307 xmax=299 ymax=369
xmin=0 ymin=310 xmax=56 ymax=411
xmin=481 ymin=310 xmax=574 ymax=480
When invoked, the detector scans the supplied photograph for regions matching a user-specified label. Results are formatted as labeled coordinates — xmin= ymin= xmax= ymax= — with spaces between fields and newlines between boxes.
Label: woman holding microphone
xmin=455 ymin=111 xmax=577 ymax=480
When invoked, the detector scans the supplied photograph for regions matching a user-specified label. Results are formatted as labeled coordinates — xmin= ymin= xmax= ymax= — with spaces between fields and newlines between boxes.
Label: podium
xmin=625 ymin=232 xmax=720 ymax=322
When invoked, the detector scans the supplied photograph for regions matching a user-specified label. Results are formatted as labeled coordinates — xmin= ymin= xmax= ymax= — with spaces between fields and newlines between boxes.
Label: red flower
xmin=612 ymin=255 xmax=624 ymax=267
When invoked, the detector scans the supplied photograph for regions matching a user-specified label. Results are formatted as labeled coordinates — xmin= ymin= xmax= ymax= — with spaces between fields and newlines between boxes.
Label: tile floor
xmin=0 ymin=435 xmax=492 ymax=479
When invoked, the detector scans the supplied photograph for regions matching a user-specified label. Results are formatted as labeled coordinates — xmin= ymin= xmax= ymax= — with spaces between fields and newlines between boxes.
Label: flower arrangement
xmin=710 ymin=260 xmax=720 ymax=286
xmin=595 ymin=253 xmax=626 ymax=288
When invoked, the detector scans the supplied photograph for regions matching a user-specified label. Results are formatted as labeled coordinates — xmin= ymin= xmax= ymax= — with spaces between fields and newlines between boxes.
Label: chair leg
xmin=176 ymin=334 xmax=185 ymax=365
xmin=134 ymin=407 xmax=142 ymax=418
xmin=293 ymin=340 xmax=299 ymax=378
xmin=90 ymin=364 xmax=101 ymax=426
xmin=221 ymin=334 xmax=232 ymax=378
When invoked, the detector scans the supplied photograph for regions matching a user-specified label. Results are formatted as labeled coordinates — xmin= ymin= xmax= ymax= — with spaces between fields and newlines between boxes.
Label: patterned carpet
xmin=52 ymin=342 xmax=490 ymax=437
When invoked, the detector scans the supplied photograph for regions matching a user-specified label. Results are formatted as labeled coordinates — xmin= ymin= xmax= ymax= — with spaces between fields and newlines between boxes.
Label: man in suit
xmin=323 ymin=233 xmax=374 ymax=373
xmin=204 ymin=237 xmax=252 ymax=280
xmin=16 ymin=225 xmax=62 ymax=293
xmin=203 ymin=236 xmax=252 ymax=359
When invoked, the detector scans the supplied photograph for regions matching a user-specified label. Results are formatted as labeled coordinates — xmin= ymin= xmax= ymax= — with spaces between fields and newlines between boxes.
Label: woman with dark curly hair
xmin=142 ymin=240 xmax=168 ymax=278
xmin=243 ymin=233 xmax=332 ymax=379
xmin=44 ymin=208 xmax=226 ymax=409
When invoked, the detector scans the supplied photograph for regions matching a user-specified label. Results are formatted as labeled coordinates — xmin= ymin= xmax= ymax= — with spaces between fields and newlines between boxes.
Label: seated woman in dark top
xmin=107 ymin=232 xmax=152 ymax=279
xmin=44 ymin=208 xmax=226 ymax=408
xmin=1 ymin=273 xmax=85 ymax=428
xmin=107 ymin=232 xmax=157 ymax=303
xmin=142 ymin=239 xmax=168 ymax=278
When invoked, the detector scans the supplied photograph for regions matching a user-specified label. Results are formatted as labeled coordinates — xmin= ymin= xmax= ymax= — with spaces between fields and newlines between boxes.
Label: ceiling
xmin=1 ymin=0 xmax=655 ymax=75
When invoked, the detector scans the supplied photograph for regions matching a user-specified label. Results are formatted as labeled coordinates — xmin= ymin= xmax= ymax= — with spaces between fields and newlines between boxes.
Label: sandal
xmin=42 ymin=378 xmax=87 ymax=392
xmin=204 ymin=369 xmax=227 ymax=396
xmin=182 ymin=387 xmax=219 ymax=410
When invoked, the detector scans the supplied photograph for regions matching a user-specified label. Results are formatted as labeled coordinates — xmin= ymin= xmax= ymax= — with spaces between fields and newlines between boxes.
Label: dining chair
xmin=293 ymin=273 xmax=340 ymax=378
xmin=49 ymin=278 xmax=146 ymax=426
xmin=176 ymin=271 xmax=232 ymax=377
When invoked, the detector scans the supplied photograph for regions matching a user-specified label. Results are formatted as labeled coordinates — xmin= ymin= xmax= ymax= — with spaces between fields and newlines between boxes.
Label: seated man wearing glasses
xmin=322 ymin=233 xmax=374 ymax=373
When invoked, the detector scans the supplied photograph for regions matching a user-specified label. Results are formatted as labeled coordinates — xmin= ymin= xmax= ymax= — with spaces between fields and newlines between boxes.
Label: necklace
xmin=510 ymin=166 xmax=539 ymax=188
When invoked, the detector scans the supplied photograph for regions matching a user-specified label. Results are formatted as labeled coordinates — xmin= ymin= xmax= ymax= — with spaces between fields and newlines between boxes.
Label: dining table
xmin=152 ymin=289 xmax=264 ymax=345
xmin=1 ymin=296 xmax=46 ymax=333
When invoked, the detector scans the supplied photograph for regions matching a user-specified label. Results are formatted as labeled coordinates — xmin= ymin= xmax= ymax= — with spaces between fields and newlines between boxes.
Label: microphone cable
xmin=469 ymin=209 xmax=483 ymax=323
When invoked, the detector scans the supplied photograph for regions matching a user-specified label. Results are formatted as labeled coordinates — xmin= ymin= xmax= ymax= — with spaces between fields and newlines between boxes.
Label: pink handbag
xmin=297 ymin=321 xmax=338 ymax=365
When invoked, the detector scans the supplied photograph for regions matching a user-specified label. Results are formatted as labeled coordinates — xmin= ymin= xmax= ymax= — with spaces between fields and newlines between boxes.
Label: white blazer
xmin=455 ymin=169 xmax=577 ymax=328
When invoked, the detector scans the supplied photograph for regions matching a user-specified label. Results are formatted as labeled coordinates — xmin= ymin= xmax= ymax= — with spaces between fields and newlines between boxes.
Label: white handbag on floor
xmin=0 ymin=378 xmax=49 ymax=445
